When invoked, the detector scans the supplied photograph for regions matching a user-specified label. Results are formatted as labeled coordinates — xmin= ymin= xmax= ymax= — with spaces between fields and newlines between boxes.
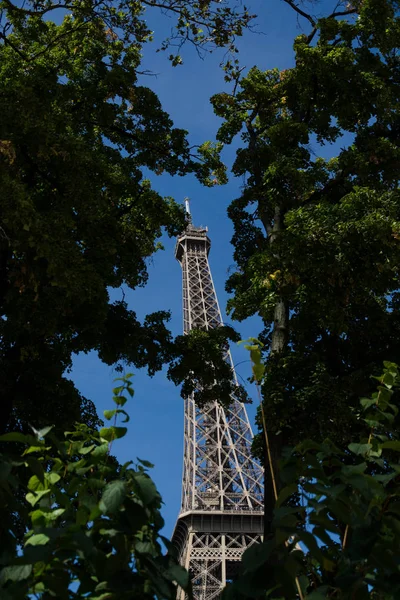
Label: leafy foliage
xmin=0 ymin=0 xmax=253 ymax=65
xmin=168 ymin=326 xmax=251 ymax=407
xmin=224 ymin=361 xmax=400 ymax=599
xmin=0 ymin=374 xmax=191 ymax=599
xmin=0 ymin=0 xmax=244 ymax=433
xmin=210 ymin=0 xmax=400 ymax=510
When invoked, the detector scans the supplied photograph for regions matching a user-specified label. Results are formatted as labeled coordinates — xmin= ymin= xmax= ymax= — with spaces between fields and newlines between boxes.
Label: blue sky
xmin=70 ymin=0 xmax=338 ymax=539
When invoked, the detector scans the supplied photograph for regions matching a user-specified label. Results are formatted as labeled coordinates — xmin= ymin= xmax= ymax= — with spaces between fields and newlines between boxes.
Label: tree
xmin=223 ymin=360 xmax=400 ymax=599
xmin=0 ymin=374 xmax=193 ymax=599
xmin=211 ymin=0 xmax=400 ymax=531
xmin=0 ymin=0 xmax=248 ymax=433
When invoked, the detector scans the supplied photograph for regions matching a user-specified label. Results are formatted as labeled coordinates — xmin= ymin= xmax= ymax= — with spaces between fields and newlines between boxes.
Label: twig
xmin=257 ymin=383 xmax=278 ymax=501
xmin=282 ymin=0 xmax=316 ymax=28
xmin=282 ymin=0 xmax=359 ymax=45
xmin=2 ymin=0 xmax=68 ymax=16
xmin=0 ymin=31 xmax=28 ymax=60
xmin=342 ymin=524 xmax=349 ymax=549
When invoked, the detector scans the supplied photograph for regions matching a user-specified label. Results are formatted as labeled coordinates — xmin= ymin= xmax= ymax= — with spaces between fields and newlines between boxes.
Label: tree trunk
xmin=262 ymin=205 xmax=289 ymax=538
xmin=271 ymin=298 xmax=288 ymax=354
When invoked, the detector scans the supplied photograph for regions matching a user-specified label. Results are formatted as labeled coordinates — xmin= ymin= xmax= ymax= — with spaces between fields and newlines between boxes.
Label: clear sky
xmin=70 ymin=0 xmax=337 ymax=539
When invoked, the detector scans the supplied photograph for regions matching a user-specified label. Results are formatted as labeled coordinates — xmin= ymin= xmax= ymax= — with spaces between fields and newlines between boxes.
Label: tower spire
xmin=172 ymin=209 xmax=264 ymax=599
xmin=184 ymin=196 xmax=191 ymax=216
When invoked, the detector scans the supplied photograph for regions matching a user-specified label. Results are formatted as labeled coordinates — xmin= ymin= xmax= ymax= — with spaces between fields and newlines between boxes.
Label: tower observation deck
xmin=172 ymin=200 xmax=264 ymax=600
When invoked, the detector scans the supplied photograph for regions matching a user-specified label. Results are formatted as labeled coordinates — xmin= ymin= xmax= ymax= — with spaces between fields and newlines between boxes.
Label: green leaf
xmin=165 ymin=563 xmax=190 ymax=588
xmin=22 ymin=445 xmax=49 ymax=455
xmin=99 ymin=528 xmax=120 ymax=537
xmin=296 ymin=530 xmax=324 ymax=562
xmin=92 ymin=443 xmax=109 ymax=457
xmin=113 ymin=395 xmax=128 ymax=407
xmin=99 ymin=480 xmax=126 ymax=513
xmin=310 ymin=511 xmax=341 ymax=535
xmin=134 ymin=473 xmax=160 ymax=506
xmin=35 ymin=426 xmax=53 ymax=438
xmin=382 ymin=372 xmax=395 ymax=389
xmin=360 ymin=397 xmax=377 ymax=410
xmin=124 ymin=498 xmax=148 ymax=531
xmin=25 ymin=533 xmax=50 ymax=546
xmin=241 ymin=540 xmax=274 ymax=572
xmin=31 ymin=507 xmax=65 ymax=527
xmin=276 ymin=483 xmax=298 ymax=508
xmin=0 ymin=564 xmax=32 ymax=584
xmin=28 ymin=474 xmax=45 ymax=492
xmin=383 ymin=361 xmax=398 ymax=373
xmin=252 ymin=363 xmax=265 ymax=382
xmin=103 ymin=409 xmax=117 ymax=420
xmin=348 ymin=443 xmax=372 ymax=456
xmin=376 ymin=386 xmax=393 ymax=404
xmin=45 ymin=472 xmax=61 ymax=485
xmin=76 ymin=506 xmax=90 ymax=526
xmin=111 ymin=426 xmax=128 ymax=439
xmin=89 ymin=505 xmax=102 ymax=521
xmin=104 ymin=408 xmax=129 ymax=423
xmin=26 ymin=489 xmax=50 ymax=506
xmin=80 ymin=444 xmax=96 ymax=455
xmin=312 ymin=526 xmax=335 ymax=547
xmin=118 ymin=409 xmax=130 ymax=423
xmin=138 ymin=458 xmax=154 ymax=469
xmin=341 ymin=462 xmax=367 ymax=476
xmin=135 ymin=540 xmax=154 ymax=554
xmin=364 ymin=419 xmax=382 ymax=428
xmin=326 ymin=500 xmax=352 ymax=524
xmin=31 ymin=582 xmax=46 ymax=594
xmin=99 ymin=426 xmax=127 ymax=441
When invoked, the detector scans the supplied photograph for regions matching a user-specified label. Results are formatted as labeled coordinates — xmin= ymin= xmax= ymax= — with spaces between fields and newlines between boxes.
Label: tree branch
xmin=329 ymin=8 xmax=358 ymax=18
xmin=0 ymin=30 xmax=27 ymax=59
xmin=30 ymin=21 xmax=90 ymax=61
xmin=282 ymin=0 xmax=316 ymax=28
xmin=282 ymin=0 xmax=359 ymax=45
xmin=1 ymin=0 xmax=69 ymax=16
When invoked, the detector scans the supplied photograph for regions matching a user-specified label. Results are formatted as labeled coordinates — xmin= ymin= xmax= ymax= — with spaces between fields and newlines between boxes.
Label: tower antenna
xmin=184 ymin=197 xmax=191 ymax=216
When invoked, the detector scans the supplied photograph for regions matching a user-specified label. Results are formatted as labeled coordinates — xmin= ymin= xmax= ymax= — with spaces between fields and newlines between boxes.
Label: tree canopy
xmin=0 ymin=0 xmax=246 ymax=433
xmin=223 ymin=358 xmax=400 ymax=599
xmin=211 ymin=0 xmax=400 ymax=523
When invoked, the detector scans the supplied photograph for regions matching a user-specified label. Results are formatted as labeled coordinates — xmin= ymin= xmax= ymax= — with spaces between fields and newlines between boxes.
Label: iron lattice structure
xmin=172 ymin=205 xmax=264 ymax=600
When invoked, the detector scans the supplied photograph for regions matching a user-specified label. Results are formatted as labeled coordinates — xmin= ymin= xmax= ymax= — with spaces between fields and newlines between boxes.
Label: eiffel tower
xmin=172 ymin=200 xmax=264 ymax=600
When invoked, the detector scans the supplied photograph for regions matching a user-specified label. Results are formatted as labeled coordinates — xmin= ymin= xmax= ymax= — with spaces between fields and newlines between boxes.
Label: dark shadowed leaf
xmin=0 ymin=564 xmax=32 ymax=583
xmin=134 ymin=473 xmax=160 ymax=506
xmin=99 ymin=480 xmax=126 ymax=513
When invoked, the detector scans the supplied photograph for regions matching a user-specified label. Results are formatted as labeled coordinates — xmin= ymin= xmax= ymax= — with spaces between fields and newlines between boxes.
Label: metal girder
xmin=172 ymin=217 xmax=264 ymax=600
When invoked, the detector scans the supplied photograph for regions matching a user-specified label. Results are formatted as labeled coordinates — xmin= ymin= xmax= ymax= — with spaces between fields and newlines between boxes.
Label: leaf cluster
xmin=0 ymin=0 xmax=233 ymax=433
xmin=224 ymin=361 xmax=400 ymax=599
xmin=168 ymin=326 xmax=250 ymax=407
xmin=0 ymin=374 xmax=191 ymax=599
xmin=0 ymin=0 xmax=253 ymax=64
xmin=210 ymin=0 xmax=400 ymax=453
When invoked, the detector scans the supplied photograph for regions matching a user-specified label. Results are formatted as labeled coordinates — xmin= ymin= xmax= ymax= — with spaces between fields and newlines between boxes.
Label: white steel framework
xmin=172 ymin=206 xmax=264 ymax=600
